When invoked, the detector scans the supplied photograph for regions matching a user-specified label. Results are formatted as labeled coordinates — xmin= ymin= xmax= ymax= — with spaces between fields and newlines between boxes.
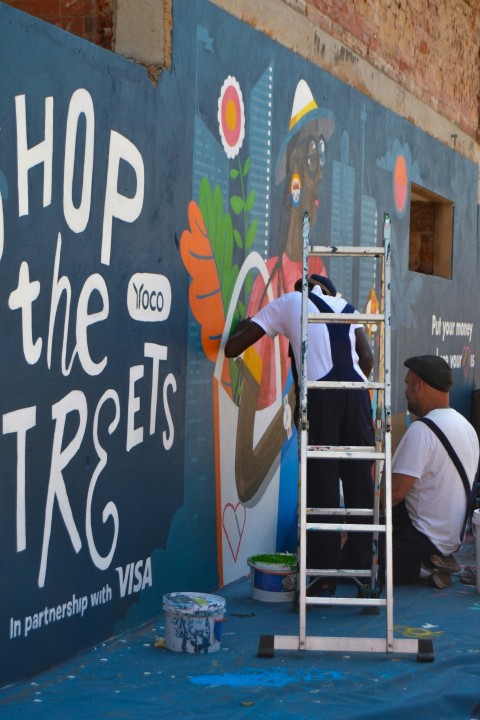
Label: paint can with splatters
xmin=162 ymin=592 xmax=226 ymax=653
xmin=472 ymin=510 xmax=480 ymax=594
xmin=247 ymin=553 xmax=298 ymax=602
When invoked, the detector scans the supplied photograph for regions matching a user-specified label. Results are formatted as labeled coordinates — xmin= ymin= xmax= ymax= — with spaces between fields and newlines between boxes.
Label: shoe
xmin=459 ymin=565 xmax=476 ymax=585
xmin=428 ymin=570 xmax=452 ymax=589
xmin=306 ymin=578 xmax=336 ymax=598
xmin=429 ymin=553 xmax=460 ymax=574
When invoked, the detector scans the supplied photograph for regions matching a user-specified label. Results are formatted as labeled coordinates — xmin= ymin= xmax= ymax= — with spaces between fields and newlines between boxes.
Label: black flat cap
xmin=404 ymin=355 xmax=453 ymax=392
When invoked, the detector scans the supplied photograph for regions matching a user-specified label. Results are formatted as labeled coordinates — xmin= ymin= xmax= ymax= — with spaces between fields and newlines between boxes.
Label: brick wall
xmin=305 ymin=0 xmax=480 ymax=140
xmin=2 ymin=0 xmax=114 ymax=49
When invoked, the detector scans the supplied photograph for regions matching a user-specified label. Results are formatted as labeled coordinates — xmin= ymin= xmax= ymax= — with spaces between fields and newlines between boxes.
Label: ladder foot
xmin=416 ymin=639 xmax=434 ymax=663
xmin=258 ymin=634 xmax=275 ymax=658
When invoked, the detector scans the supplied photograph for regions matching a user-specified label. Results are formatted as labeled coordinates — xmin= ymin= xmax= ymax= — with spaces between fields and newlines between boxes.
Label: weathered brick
xmin=59 ymin=0 xmax=96 ymax=16
xmin=53 ymin=15 xmax=84 ymax=34
xmin=306 ymin=0 xmax=480 ymax=138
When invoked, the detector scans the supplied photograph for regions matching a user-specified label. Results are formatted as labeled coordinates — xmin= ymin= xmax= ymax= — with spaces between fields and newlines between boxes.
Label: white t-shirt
xmin=252 ymin=286 xmax=366 ymax=381
xmin=392 ymin=407 xmax=479 ymax=554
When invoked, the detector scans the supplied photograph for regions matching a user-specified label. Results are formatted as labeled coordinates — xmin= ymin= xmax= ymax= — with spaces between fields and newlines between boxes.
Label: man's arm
xmin=355 ymin=328 xmax=374 ymax=378
xmin=381 ymin=472 xmax=416 ymax=508
xmin=225 ymin=319 xmax=265 ymax=358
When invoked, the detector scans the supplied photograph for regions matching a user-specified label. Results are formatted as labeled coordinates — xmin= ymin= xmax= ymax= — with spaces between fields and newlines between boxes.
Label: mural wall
xmin=0 ymin=0 xmax=478 ymax=685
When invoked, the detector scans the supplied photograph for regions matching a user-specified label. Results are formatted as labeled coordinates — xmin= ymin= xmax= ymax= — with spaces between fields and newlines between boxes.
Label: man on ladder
xmin=224 ymin=273 xmax=375 ymax=600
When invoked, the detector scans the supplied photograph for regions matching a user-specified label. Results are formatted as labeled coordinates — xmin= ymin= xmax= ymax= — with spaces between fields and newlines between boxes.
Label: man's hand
xmin=225 ymin=318 xmax=265 ymax=358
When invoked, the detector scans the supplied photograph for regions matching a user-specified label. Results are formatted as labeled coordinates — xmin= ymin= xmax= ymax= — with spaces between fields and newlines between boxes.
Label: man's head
xmin=294 ymin=274 xmax=337 ymax=296
xmin=403 ymin=355 xmax=453 ymax=416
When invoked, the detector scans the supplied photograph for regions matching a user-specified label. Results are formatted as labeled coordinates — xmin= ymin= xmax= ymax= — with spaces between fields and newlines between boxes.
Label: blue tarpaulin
xmin=2 ymin=536 xmax=479 ymax=719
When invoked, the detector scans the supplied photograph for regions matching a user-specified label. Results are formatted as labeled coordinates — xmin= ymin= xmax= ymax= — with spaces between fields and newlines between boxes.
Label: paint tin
xmin=162 ymin=592 xmax=226 ymax=653
xmin=247 ymin=553 xmax=298 ymax=602
xmin=472 ymin=510 xmax=480 ymax=594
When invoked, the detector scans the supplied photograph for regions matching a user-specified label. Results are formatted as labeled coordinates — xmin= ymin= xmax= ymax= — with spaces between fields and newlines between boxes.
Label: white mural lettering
xmin=86 ymin=389 xmax=120 ymax=570
xmin=101 ymin=130 xmax=145 ymax=266
xmin=63 ymin=88 xmax=95 ymax=234
xmin=39 ymin=390 xmax=88 ymax=588
xmin=15 ymin=94 xmax=53 ymax=216
xmin=2 ymin=406 xmax=37 ymax=552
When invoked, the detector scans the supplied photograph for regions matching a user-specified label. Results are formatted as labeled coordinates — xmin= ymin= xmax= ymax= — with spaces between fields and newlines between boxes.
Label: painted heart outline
xmin=222 ymin=502 xmax=246 ymax=561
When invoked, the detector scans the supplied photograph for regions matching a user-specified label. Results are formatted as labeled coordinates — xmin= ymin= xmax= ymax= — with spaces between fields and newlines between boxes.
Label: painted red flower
xmin=217 ymin=76 xmax=245 ymax=159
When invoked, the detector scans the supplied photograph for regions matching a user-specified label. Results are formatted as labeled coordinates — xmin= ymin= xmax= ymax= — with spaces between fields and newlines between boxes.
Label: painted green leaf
xmin=230 ymin=195 xmax=245 ymax=215
xmin=243 ymin=157 xmax=251 ymax=176
xmin=245 ymin=220 xmax=257 ymax=250
xmin=233 ymin=228 xmax=243 ymax=249
xmin=245 ymin=189 xmax=256 ymax=212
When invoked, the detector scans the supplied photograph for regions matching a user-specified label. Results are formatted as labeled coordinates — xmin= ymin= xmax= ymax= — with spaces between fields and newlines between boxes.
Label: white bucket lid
xmin=163 ymin=592 xmax=226 ymax=616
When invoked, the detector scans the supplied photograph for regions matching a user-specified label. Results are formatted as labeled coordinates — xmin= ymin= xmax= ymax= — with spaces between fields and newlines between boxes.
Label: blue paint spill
xmin=190 ymin=668 xmax=345 ymax=688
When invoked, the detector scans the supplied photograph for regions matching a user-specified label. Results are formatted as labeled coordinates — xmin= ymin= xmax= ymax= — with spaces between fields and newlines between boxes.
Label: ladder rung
xmin=305 ymin=508 xmax=374 ymax=516
xmin=307 ymin=380 xmax=386 ymax=390
xmin=306 ymin=597 xmax=386 ymax=607
xmin=307 ymin=447 xmax=385 ymax=460
xmin=306 ymin=522 xmax=386 ymax=532
xmin=308 ymin=313 xmax=384 ymax=323
xmin=306 ymin=569 xmax=371 ymax=578
xmin=309 ymin=245 xmax=385 ymax=257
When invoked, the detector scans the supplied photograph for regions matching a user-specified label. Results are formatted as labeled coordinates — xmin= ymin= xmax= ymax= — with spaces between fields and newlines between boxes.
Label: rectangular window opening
xmin=408 ymin=184 xmax=453 ymax=279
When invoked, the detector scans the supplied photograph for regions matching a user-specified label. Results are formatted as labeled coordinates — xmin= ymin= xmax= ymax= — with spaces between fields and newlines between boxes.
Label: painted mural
xmin=0 ymin=0 xmax=478 ymax=686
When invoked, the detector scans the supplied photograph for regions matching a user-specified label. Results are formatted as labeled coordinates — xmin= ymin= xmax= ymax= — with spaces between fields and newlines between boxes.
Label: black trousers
xmin=306 ymin=387 xmax=375 ymax=574
xmin=389 ymin=501 xmax=439 ymax=584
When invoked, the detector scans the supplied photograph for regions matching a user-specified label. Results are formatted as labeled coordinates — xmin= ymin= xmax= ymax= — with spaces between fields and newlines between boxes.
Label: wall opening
xmin=408 ymin=184 xmax=453 ymax=278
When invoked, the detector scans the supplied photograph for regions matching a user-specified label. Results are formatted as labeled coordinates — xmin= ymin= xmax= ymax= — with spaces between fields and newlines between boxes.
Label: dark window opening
xmin=409 ymin=184 xmax=453 ymax=279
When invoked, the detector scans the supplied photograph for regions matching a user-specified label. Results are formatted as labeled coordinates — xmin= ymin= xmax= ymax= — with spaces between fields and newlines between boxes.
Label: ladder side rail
xmin=298 ymin=211 xmax=311 ymax=649
xmin=383 ymin=213 xmax=394 ymax=651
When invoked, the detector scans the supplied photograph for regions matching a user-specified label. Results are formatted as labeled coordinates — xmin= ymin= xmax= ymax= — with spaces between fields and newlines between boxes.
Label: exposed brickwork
xmin=2 ymin=0 xmax=113 ymax=48
xmin=306 ymin=0 xmax=480 ymax=140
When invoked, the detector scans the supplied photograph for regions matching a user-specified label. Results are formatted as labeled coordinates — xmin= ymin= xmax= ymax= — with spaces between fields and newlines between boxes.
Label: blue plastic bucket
xmin=162 ymin=592 xmax=226 ymax=653
xmin=247 ymin=553 xmax=298 ymax=602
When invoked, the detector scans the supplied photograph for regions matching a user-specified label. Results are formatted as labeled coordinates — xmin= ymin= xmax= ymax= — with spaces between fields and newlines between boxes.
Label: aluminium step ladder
xmin=258 ymin=212 xmax=434 ymax=663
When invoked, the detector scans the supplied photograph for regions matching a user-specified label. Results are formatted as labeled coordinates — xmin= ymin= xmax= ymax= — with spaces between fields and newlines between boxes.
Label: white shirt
xmin=392 ymin=407 xmax=479 ymax=553
xmin=252 ymin=286 xmax=366 ymax=381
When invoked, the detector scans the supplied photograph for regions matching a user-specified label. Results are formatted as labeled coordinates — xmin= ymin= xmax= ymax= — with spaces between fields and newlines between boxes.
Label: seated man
xmin=386 ymin=355 xmax=479 ymax=588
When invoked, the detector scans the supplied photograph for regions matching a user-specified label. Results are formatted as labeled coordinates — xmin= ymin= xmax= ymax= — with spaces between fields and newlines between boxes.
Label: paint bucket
xmin=247 ymin=553 xmax=298 ymax=602
xmin=472 ymin=510 xmax=480 ymax=594
xmin=162 ymin=592 xmax=226 ymax=653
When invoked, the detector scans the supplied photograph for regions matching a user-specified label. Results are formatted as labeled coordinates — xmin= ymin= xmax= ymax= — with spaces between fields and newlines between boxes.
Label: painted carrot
xmin=180 ymin=200 xmax=232 ymax=392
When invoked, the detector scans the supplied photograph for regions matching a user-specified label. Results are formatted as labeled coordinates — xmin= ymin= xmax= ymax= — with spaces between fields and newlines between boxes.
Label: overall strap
xmin=308 ymin=292 xmax=361 ymax=381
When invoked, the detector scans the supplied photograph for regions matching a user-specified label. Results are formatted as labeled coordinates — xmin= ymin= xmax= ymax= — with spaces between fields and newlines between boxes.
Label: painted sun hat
xmin=275 ymin=79 xmax=335 ymax=183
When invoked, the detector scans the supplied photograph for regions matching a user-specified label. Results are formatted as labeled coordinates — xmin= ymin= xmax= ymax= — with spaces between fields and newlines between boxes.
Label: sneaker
xmin=429 ymin=553 xmax=460 ymax=574
xmin=428 ymin=570 xmax=452 ymax=589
